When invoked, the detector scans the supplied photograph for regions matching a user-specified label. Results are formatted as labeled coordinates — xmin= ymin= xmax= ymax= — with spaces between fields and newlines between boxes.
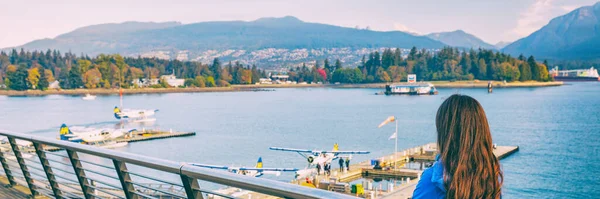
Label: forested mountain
xmin=426 ymin=30 xmax=496 ymax=49
xmin=502 ymin=2 xmax=600 ymax=61
xmin=11 ymin=16 xmax=445 ymax=58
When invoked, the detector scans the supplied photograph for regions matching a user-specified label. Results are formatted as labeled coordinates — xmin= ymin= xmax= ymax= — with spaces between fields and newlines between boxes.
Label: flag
xmin=389 ymin=132 xmax=397 ymax=140
xmin=378 ymin=116 xmax=396 ymax=128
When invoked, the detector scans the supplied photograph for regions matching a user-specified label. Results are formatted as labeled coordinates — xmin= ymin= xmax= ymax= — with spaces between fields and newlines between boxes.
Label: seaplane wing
xmin=189 ymin=163 xmax=230 ymax=170
xmin=268 ymin=147 xmax=313 ymax=153
xmin=190 ymin=164 xmax=297 ymax=172
xmin=238 ymin=167 xmax=299 ymax=172
xmin=325 ymin=150 xmax=370 ymax=155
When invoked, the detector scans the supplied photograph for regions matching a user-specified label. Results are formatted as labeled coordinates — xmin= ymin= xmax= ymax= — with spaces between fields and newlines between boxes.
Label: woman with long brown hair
xmin=413 ymin=94 xmax=503 ymax=199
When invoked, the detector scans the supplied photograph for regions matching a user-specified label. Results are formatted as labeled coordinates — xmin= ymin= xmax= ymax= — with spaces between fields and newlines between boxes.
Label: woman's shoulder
xmin=412 ymin=163 xmax=446 ymax=199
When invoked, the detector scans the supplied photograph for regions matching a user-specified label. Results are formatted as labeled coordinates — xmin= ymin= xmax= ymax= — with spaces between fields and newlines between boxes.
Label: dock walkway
xmin=382 ymin=145 xmax=519 ymax=199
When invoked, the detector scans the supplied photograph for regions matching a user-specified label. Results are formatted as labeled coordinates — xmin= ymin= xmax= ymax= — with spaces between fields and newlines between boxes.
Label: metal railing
xmin=0 ymin=130 xmax=356 ymax=199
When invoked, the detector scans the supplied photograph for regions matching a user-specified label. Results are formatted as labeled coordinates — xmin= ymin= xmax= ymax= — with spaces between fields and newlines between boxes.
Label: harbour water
xmin=0 ymin=82 xmax=599 ymax=198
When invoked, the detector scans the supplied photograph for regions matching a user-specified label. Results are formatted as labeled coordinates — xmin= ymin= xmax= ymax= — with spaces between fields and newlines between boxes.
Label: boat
xmin=384 ymin=74 xmax=438 ymax=95
xmin=550 ymin=67 xmax=600 ymax=82
xmin=82 ymin=94 xmax=96 ymax=100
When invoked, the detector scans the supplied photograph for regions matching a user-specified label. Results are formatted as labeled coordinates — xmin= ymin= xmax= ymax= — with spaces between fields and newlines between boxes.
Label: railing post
xmin=66 ymin=149 xmax=94 ymax=199
xmin=7 ymin=137 xmax=38 ymax=197
xmin=113 ymin=160 xmax=138 ymax=199
xmin=0 ymin=149 xmax=17 ymax=187
xmin=181 ymin=175 xmax=203 ymax=199
xmin=33 ymin=143 xmax=62 ymax=199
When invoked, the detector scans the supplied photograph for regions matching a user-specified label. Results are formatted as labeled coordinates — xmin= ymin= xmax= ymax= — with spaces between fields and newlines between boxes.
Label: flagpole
xmin=395 ymin=119 xmax=398 ymax=170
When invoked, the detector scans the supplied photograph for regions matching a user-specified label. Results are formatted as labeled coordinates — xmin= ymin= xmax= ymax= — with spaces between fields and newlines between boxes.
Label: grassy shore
xmin=0 ymin=81 xmax=563 ymax=96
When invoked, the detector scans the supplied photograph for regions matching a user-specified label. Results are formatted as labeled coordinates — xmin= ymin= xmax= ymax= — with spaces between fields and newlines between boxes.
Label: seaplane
xmin=269 ymin=144 xmax=370 ymax=178
xmin=113 ymin=106 xmax=158 ymax=122
xmin=189 ymin=157 xmax=298 ymax=178
xmin=59 ymin=124 xmax=133 ymax=148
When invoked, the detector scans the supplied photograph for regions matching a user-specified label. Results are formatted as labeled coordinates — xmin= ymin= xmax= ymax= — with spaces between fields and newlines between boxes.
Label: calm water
xmin=0 ymin=83 xmax=599 ymax=198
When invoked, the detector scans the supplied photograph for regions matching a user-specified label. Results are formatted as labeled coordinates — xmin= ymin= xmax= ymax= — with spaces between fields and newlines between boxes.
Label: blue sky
xmin=0 ymin=0 xmax=597 ymax=48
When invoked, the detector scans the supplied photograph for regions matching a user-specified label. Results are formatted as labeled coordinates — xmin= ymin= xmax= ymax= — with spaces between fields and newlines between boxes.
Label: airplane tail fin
xmin=333 ymin=143 xmax=339 ymax=152
xmin=59 ymin=124 xmax=72 ymax=140
xmin=256 ymin=157 xmax=263 ymax=168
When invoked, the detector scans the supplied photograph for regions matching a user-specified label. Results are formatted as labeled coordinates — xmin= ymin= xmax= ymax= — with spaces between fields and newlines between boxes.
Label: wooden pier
xmin=115 ymin=130 xmax=196 ymax=143
xmin=380 ymin=144 xmax=519 ymax=199
xmin=288 ymin=143 xmax=519 ymax=199
xmin=1 ymin=130 xmax=196 ymax=152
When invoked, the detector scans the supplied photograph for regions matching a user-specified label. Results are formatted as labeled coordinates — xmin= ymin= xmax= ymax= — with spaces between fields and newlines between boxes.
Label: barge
xmin=384 ymin=75 xmax=438 ymax=95
xmin=550 ymin=67 xmax=600 ymax=82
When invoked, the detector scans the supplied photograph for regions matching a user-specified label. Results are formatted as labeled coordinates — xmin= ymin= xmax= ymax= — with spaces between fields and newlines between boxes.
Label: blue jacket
xmin=412 ymin=159 xmax=446 ymax=199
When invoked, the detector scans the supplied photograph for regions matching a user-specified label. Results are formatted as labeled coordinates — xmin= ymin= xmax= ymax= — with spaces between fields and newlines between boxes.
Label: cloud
xmin=393 ymin=23 xmax=421 ymax=35
xmin=512 ymin=0 xmax=555 ymax=37
xmin=560 ymin=5 xmax=579 ymax=12
xmin=511 ymin=0 xmax=596 ymax=37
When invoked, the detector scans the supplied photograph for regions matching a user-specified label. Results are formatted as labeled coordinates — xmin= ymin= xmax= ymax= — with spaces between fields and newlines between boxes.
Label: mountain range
xmin=425 ymin=30 xmax=496 ymax=49
xmin=502 ymin=2 xmax=600 ymax=61
xmin=8 ymin=2 xmax=600 ymax=65
xmin=13 ymin=16 xmax=445 ymax=56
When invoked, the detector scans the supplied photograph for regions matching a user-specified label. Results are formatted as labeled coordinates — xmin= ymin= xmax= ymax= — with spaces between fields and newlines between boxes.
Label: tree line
xmin=0 ymin=49 xmax=267 ymax=91
xmin=288 ymin=47 xmax=552 ymax=84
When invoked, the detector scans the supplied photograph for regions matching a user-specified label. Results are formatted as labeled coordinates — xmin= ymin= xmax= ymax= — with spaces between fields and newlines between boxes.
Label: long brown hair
xmin=436 ymin=94 xmax=502 ymax=199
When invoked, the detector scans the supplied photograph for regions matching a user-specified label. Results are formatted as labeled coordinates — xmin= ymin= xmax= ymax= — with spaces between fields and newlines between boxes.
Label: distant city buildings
xmin=134 ymin=47 xmax=421 ymax=69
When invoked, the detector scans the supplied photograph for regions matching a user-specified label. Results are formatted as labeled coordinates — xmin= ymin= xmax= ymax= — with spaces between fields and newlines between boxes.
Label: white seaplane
xmin=190 ymin=157 xmax=298 ymax=178
xmin=113 ymin=106 xmax=158 ymax=122
xmin=269 ymin=144 xmax=369 ymax=179
xmin=59 ymin=124 xmax=133 ymax=148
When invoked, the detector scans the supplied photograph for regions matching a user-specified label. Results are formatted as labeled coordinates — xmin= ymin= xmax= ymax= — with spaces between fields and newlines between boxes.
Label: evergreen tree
xmin=38 ymin=69 xmax=49 ymax=90
xmin=334 ymin=59 xmax=342 ymax=71
xmin=527 ymin=56 xmax=539 ymax=81
xmin=8 ymin=64 xmax=29 ymax=90
xmin=324 ymin=59 xmax=331 ymax=71
xmin=210 ymin=58 xmax=221 ymax=80
xmin=68 ymin=65 xmax=84 ymax=89
xmin=519 ymin=62 xmax=532 ymax=81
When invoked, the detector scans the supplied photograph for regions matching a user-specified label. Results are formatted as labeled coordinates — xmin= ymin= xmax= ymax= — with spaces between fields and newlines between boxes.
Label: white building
xmin=132 ymin=78 xmax=160 ymax=87
xmin=48 ymin=80 xmax=60 ymax=89
xmin=160 ymin=74 xmax=185 ymax=87
xmin=259 ymin=78 xmax=273 ymax=84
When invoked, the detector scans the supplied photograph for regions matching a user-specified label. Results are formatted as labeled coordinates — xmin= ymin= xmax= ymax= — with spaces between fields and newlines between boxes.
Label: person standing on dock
xmin=339 ymin=157 xmax=344 ymax=172
xmin=412 ymin=94 xmax=503 ymax=199
xmin=316 ymin=163 xmax=321 ymax=175
xmin=345 ymin=158 xmax=350 ymax=171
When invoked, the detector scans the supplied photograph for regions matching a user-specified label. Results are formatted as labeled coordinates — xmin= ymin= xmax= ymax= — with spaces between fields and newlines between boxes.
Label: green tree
xmin=38 ymin=69 xmax=49 ymax=90
xmin=210 ymin=58 xmax=221 ymax=80
xmin=68 ymin=65 xmax=84 ymax=89
xmin=519 ymin=62 xmax=532 ymax=81
xmin=334 ymin=59 xmax=342 ymax=71
xmin=528 ymin=56 xmax=539 ymax=81
xmin=8 ymin=64 xmax=29 ymax=90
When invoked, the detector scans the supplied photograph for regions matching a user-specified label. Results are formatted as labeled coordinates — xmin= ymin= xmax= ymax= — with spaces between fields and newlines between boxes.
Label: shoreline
xmin=0 ymin=81 xmax=564 ymax=96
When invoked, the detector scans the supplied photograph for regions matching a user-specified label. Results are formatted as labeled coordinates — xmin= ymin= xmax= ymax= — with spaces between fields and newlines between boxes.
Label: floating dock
xmin=1 ymin=130 xmax=196 ymax=152
xmin=294 ymin=143 xmax=518 ymax=199
xmin=115 ymin=130 xmax=196 ymax=143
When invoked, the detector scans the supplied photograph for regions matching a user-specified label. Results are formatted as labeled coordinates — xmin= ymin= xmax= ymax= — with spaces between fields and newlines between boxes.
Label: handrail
xmin=0 ymin=130 xmax=356 ymax=199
